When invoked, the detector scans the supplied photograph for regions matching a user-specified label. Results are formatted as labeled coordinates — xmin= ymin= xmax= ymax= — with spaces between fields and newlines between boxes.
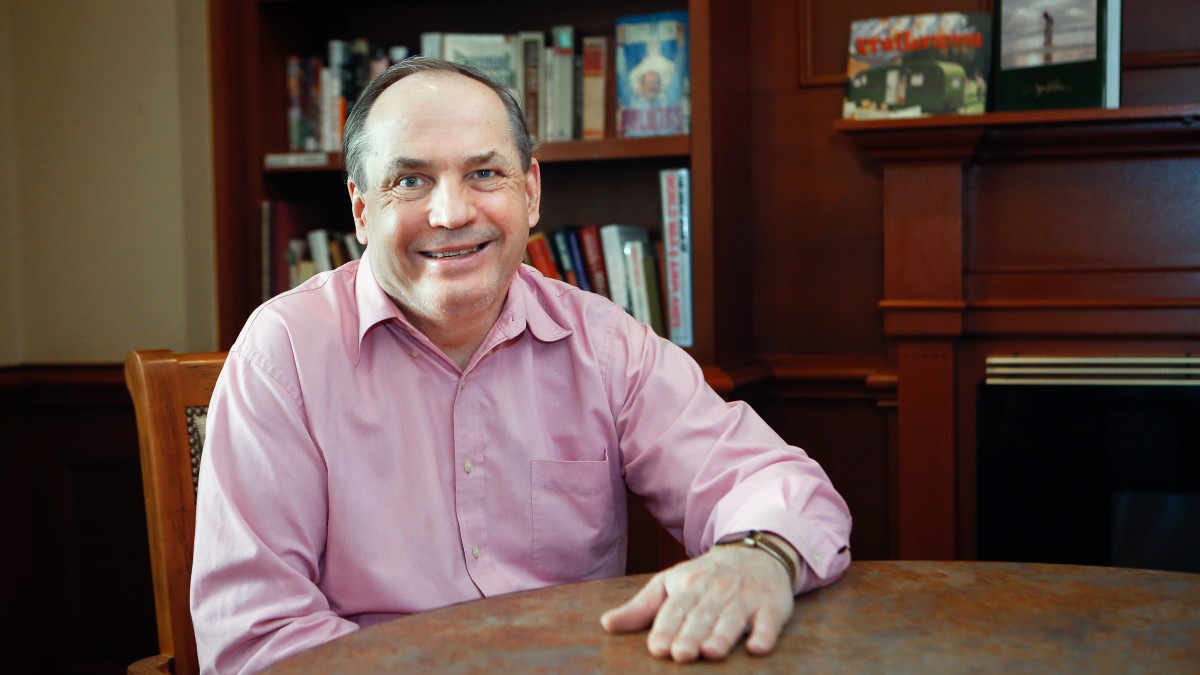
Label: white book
xmin=437 ymin=33 xmax=521 ymax=102
xmin=307 ymin=229 xmax=333 ymax=273
xmin=624 ymin=239 xmax=652 ymax=326
xmin=546 ymin=26 xmax=575 ymax=141
xmin=599 ymin=224 xmax=649 ymax=315
xmin=660 ymin=168 xmax=693 ymax=347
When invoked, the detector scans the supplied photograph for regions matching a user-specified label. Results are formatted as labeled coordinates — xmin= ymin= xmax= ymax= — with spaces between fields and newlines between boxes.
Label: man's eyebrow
xmin=464 ymin=150 xmax=507 ymax=166
xmin=382 ymin=156 xmax=431 ymax=176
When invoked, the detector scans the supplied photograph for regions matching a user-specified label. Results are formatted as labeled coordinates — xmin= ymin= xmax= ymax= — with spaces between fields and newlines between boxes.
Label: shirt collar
xmin=350 ymin=258 xmax=572 ymax=364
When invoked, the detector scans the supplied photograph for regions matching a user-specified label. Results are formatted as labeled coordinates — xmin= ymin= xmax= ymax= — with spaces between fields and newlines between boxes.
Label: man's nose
xmin=427 ymin=179 xmax=475 ymax=229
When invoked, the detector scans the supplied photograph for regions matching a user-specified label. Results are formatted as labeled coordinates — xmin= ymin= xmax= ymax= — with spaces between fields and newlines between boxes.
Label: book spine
xmin=552 ymin=230 xmax=579 ymax=287
xmin=581 ymin=36 xmax=608 ymax=140
xmin=599 ymin=225 xmax=632 ymax=313
xmin=526 ymin=232 xmax=561 ymax=280
xmin=308 ymin=229 xmax=333 ymax=273
xmin=548 ymin=26 xmax=575 ymax=141
xmin=286 ymin=55 xmax=303 ymax=152
xmin=578 ymin=225 xmax=610 ymax=299
xmin=624 ymin=239 xmax=653 ymax=329
xmin=518 ymin=32 xmax=545 ymax=140
xmin=261 ymin=200 xmax=272 ymax=301
xmin=565 ymin=228 xmax=591 ymax=292
xmin=660 ymin=168 xmax=693 ymax=347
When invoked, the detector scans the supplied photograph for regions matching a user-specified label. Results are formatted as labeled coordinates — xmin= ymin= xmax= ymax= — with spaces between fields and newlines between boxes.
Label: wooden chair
xmin=125 ymin=350 xmax=227 ymax=675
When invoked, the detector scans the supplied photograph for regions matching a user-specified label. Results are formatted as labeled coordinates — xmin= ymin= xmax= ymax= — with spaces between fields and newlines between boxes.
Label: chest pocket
xmin=530 ymin=452 xmax=618 ymax=580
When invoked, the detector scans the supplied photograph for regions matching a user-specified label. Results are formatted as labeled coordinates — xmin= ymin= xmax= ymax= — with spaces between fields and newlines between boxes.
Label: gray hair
xmin=341 ymin=56 xmax=538 ymax=189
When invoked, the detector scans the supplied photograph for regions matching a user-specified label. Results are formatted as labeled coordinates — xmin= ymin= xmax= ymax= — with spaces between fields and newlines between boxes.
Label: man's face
xmin=640 ymin=71 xmax=662 ymax=101
xmin=348 ymin=72 xmax=541 ymax=326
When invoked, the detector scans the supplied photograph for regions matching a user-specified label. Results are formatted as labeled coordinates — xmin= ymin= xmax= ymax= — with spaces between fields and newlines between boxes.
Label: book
xmin=551 ymin=229 xmax=581 ymax=288
xmin=581 ymin=36 xmax=610 ymax=140
xmin=526 ymin=232 xmax=561 ymax=280
xmin=545 ymin=26 xmax=576 ymax=141
xmin=624 ymin=239 xmax=665 ymax=336
xmin=264 ymin=200 xmax=327 ymax=297
xmin=421 ymin=32 xmax=522 ymax=101
xmin=599 ymin=224 xmax=651 ymax=315
xmin=577 ymin=225 xmax=610 ymax=300
xmin=659 ymin=168 xmax=693 ymax=347
xmin=517 ymin=31 xmax=546 ymax=140
xmin=994 ymin=0 xmax=1121 ymax=110
xmin=615 ymin=11 xmax=690 ymax=137
xmin=564 ymin=227 xmax=591 ymax=292
xmin=843 ymin=13 xmax=993 ymax=120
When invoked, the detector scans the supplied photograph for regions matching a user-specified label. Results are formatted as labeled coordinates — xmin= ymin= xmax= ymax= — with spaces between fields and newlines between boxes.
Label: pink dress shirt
xmin=191 ymin=255 xmax=852 ymax=674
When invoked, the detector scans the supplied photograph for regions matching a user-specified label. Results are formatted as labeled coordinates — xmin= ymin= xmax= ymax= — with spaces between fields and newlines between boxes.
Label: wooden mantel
xmin=838 ymin=105 xmax=1200 ymax=560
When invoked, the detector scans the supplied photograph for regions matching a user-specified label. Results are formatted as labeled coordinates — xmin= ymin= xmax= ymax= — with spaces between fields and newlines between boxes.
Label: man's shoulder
xmin=233 ymin=263 xmax=360 ymax=359
xmin=516 ymin=264 xmax=631 ymax=333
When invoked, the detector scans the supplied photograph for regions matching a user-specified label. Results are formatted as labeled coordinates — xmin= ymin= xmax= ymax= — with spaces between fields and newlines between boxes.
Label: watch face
xmin=716 ymin=530 xmax=758 ymax=546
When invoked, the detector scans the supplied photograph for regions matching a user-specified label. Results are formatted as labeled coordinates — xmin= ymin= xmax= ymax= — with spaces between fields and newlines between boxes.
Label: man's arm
xmin=595 ymin=312 xmax=852 ymax=661
xmin=191 ymin=349 xmax=357 ymax=673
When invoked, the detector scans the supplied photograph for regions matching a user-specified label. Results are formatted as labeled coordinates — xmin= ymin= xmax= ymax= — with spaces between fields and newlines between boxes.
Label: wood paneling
xmin=0 ymin=366 xmax=156 ymax=675
xmin=758 ymin=0 xmax=1200 ymax=560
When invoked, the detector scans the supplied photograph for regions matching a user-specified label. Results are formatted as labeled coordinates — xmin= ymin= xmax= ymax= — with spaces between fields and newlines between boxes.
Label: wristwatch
xmin=715 ymin=530 xmax=797 ymax=587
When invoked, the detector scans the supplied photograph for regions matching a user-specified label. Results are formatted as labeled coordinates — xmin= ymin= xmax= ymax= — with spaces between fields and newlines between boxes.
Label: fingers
xmin=599 ymin=573 xmax=667 ymax=634
xmin=602 ymin=548 xmax=795 ymax=663
xmin=744 ymin=601 xmax=790 ymax=656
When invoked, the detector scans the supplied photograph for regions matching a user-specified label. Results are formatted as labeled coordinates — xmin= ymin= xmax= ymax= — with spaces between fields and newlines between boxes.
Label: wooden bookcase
xmin=208 ymin=0 xmax=754 ymax=384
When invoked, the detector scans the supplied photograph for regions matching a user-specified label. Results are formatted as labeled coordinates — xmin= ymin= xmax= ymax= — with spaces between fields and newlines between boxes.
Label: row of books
xmin=524 ymin=168 xmax=693 ymax=347
xmin=423 ymin=11 xmax=690 ymax=142
xmin=843 ymin=1 xmax=1121 ymax=120
xmin=286 ymin=39 xmax=410 ymax=153
xmin=259 ymin=200 xmax=361 ymax=300
xmin=284 ymin=11 xmax=691 ymax=153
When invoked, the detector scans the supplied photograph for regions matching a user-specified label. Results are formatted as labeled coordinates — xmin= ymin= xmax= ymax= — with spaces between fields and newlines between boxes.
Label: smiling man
xmin=190 ymin=57 xmax=851 ymax=674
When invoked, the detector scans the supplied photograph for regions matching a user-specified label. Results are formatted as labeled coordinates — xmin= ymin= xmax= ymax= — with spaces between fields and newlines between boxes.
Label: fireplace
xmin=976 ymin=356 xmax=1200 ymax=573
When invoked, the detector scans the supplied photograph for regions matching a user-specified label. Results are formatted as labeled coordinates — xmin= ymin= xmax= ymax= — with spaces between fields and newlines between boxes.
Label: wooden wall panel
xmin=0 ymin=367 xmax=156 ymax=675
xmin=755 ymin=390 xmax=895 ymax=560
xmin=753 ymin=0 xmax=1200 ymax=560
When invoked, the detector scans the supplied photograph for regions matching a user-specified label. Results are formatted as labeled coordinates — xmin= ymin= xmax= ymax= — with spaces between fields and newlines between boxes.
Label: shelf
xmin=263 ymin=135 xmax=691 ymax=173
xmin=835 ymin=104 xmax=1200 ymax=162
xmin=535 ymin=135 xmax=690 ymax=163
xmin=833 ymin=104 xmax=1200 ymax=133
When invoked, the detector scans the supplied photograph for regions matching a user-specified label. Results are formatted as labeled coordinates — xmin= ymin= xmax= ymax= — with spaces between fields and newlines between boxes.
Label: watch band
xmin=715 ymin=530 xmax=797 ymax=587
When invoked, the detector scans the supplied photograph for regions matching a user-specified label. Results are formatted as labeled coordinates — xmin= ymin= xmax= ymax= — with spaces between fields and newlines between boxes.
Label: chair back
xmin=125 ymin=350 xmax=227 ymax=675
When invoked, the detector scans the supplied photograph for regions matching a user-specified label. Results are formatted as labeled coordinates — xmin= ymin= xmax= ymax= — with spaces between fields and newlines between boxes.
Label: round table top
xmin=267 ymin=560 xmax=1200 ymax=673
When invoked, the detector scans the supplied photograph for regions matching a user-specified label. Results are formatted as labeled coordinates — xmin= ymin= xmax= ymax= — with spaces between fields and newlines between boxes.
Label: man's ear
xmin=525 ymin=159 xmax=542 ymax=230
xmin=348 ymin=177 xmax=369 ymax=245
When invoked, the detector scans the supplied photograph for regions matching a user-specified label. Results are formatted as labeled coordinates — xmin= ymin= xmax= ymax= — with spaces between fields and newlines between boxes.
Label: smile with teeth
xmin=422 ymin=242 xmax=487 ymax=259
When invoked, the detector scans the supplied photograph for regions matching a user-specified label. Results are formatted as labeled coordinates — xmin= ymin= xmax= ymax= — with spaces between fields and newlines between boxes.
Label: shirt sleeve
xmin=191 ymin=347 xmax=357 ymax=674
xmin=601 ymin=310 xmax=852 ymax=595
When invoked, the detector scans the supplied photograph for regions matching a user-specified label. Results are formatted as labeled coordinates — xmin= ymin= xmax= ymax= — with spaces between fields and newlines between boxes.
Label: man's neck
xmin=404 ymin=302 xmax=504 ymax=371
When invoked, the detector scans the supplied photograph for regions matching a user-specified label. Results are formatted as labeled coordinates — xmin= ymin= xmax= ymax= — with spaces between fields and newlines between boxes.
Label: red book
xmin=526 ymin=232 xmax=561 ymax=280
xmin=577 ymin=225 xmax=610 ymax=299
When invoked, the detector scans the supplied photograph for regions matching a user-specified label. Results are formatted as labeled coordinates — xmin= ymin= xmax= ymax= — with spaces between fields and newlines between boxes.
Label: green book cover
xmin=994 ymin=0 xmax=1121 ymax=110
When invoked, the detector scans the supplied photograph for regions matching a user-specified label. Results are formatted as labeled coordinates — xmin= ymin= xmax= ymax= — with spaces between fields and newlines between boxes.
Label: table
xmin=267 ymin=561 xmax=1200 ymax=673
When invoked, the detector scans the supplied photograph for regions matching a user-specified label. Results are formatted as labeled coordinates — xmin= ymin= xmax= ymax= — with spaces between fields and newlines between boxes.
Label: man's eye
xmin=398 ymin=176 xmax=425 ymax=188
xmin=471 ymin=169 xmax=497 ymax=180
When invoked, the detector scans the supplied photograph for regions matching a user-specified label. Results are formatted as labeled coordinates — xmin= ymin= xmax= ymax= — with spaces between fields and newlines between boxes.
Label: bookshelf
xmin=209 ymin=0 xmax=753 ymax=380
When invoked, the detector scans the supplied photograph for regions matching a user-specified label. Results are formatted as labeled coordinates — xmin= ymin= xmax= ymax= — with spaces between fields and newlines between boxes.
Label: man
xmin=191 ymin=57 xmax=851 ymax=674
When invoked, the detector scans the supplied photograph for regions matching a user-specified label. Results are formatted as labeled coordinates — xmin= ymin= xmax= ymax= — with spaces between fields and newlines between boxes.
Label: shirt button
xmin=459 ymin=380 xmax=466 ymax=390
xmin=471 ymin=546 xmax=481 ymax=559
xmin=464 ymin=460 xmax=474 ymax=474
xmin=410 ymin=350 xmax=419 ymax=358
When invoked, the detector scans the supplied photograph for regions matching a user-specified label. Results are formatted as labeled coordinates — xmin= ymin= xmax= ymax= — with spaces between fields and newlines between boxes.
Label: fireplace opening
xmin=976 ymin=356 xmax=1200 ymax=573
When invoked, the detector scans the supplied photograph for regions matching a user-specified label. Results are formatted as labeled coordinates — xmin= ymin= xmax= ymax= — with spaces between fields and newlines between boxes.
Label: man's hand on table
xmin=599 ymin=533 xmax=798 ymax=663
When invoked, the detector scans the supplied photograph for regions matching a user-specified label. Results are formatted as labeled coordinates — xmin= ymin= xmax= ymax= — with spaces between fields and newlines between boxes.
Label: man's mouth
xmin=421 ymin=242 xmax=488 ymax=259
